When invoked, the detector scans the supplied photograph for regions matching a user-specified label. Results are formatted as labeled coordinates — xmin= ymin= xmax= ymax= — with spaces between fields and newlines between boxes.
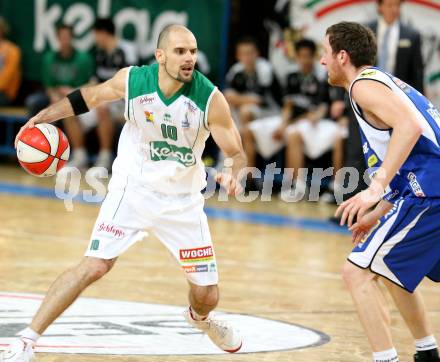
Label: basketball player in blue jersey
xmin=321 ymin=22 xmax=440 ymax=362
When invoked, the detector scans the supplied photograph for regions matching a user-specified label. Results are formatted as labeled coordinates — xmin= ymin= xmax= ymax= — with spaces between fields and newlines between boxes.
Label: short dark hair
xmin=326 ymin=22 xmax=377 ymax=68
xmin=294 ymin=38 xmax=317 ymax=55
xmin=56 ymin=24 xmax=73 ymax=35
xmin=93 ymin=18 xmax=115 ymax=35
xmin=235 ymin=36 xmax=259 ymax=51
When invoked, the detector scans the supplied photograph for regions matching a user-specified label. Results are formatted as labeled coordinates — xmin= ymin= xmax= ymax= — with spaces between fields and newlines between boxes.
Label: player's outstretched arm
xmin=15 ymin=68 xmax=128 ymax=147
xmin=208 ymin=91 xmax=247 ymax=196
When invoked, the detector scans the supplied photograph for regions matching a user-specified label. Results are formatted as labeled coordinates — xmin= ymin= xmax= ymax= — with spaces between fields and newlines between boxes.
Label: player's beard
xmin=164 ymin=61 xmax=193 ymax=84
xmin=327 ymin=73 xmax=336 ymax=86
xmin=328 ymin=68 xmax=342 ymax=87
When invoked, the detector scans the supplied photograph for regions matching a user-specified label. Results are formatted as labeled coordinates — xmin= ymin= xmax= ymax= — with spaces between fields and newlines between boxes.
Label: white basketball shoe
xmin=184 ymin=307 xmax=242 ymax=353
xmin=0 ymin=339 xmax=35 ymax=362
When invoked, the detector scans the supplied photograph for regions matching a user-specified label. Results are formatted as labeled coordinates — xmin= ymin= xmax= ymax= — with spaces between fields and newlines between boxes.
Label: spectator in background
xmin=70 ymin=18 xmax=138 ymax=170
xmin=0 ymin=17 xmax=21 ymax=106
xmin=367 ymin=0 xmax=424 ymax=93
xmin=281 ymin=40 xmax=345 ymax=200
xmin=242 ymin=39 xmax=346 ymax=198
xmin=224 ymin=37 xmax=281 ymax=127
xmin=26 ymin=25 xmax=93 ymax=167
xmin=26 ymin=25 xmax=93 ymax=115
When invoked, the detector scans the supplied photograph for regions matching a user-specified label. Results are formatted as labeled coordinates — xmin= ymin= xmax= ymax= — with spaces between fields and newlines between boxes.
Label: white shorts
xmin=249 ymin=116 xmax=346 ymax=160
xmin=231 ymin=105 xmax=280 ymax=128
xmin=248 ymin=115 xmax=285 ymax=159
xmin=85 ymin=178 xmax=218 ymax=286
xmin=287 ymin=119 xmax=346 ymax=160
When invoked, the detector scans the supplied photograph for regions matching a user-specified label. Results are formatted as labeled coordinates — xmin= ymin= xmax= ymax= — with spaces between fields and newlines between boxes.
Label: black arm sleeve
xmin=66 ymin=89 xmax=89 ymax=116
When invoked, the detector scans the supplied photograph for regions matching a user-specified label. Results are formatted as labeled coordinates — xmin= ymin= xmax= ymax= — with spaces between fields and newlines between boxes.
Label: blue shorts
xmin=348 ymin=197 xmax=440 ymax=292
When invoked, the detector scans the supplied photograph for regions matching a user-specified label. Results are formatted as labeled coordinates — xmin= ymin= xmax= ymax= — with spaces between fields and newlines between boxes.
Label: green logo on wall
xmin=0 ymin=0 xmax=225 ymax=84
xmin=150 ymin=141 xmax=195 ymax=167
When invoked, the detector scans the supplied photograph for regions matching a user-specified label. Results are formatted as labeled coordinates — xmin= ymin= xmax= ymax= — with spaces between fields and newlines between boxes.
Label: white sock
xmin=415 ymin=335 xmax=438 ymax=351
xmin=372 ymin=347 xmax=399 ymax=362
xmin=189 ymin=306 xmax=208 ymax=321
xmin=19 ymin=327 xmax=40 ymax=344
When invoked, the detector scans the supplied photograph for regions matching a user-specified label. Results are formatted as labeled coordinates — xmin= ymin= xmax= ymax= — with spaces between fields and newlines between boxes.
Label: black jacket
xmin=367 ymin=20 xmax=424 ymax=93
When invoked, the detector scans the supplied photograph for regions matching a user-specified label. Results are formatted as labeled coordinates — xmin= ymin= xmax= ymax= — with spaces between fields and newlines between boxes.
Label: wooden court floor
xmin=0 ymin=165 xmax=438 ymax=362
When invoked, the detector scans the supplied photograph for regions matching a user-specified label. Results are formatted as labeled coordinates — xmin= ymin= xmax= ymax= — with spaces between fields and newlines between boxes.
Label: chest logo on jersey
xmin=368 ymin=154 xmax=378 ymax=167
xmin=139 ymin=95 xmax=155 ymax=105
xmin=360 ymin=70 xmax=376 ymax=77
xmin=150 ymin=141 xmax=195 ymax=167
xmin=164 ymin=113 xmax=172 ymax=123
xmin=181 ymin=113 xmax=190 ymax=128
xmin=363 ymin=142 xmax=369 ymax=154
xmin=144 ymin=111 xmax=154 ymax=123
xmin=185 ymin=100 xmax=197 ymax=114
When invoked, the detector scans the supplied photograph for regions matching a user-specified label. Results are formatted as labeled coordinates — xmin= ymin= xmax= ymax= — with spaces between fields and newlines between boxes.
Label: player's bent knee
xmin=82 ymin=257 xmax=116 ymax=282
xmin=341 ymin=261 xmax=373 ymax=289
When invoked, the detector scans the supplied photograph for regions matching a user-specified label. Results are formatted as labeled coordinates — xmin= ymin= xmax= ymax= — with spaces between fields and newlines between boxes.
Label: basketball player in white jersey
xmin=2 ymin=25 xmax=246 ymax=361
xmin=321 ymin=22 xmax=440 ymax=362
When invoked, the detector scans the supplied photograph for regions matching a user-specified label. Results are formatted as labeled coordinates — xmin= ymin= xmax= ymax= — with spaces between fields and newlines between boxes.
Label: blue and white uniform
xmin=348 ymin=67 xmax=440 ymax=292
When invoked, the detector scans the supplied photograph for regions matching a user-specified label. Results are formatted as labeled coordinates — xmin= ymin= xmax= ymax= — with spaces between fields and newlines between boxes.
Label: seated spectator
xmin=25 ymin=24 xmax=93 ymax=167
xmin=224 ymin=37 xmax=281 ymax=127
xmin=69 ymin=18 xmax=138 ymax=170
xmin=0 ymin=17 xmax=21 ymax=106
xmin=242 ymin=39 xmax=346 ymax=198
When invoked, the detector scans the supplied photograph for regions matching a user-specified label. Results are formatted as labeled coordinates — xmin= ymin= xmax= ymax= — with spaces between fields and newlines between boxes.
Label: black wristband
xmin=66 ymin=89 xmax=89 ymax=115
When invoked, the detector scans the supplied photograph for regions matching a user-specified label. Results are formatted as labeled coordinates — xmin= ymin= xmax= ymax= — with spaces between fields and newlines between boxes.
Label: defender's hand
xmin=335 ymin=187 xmax=382 ymax=227
xmin=349 ymin=210 xmax=381 ymax=246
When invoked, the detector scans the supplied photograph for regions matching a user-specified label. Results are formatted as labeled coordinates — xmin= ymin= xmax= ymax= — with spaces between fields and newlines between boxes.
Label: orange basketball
xmin=16 ymin=123 xmax=70 ymax=177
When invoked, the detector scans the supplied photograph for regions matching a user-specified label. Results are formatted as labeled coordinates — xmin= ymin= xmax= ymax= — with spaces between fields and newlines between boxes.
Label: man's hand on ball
xmin=15 ymin=119 xmax=36 ymax=148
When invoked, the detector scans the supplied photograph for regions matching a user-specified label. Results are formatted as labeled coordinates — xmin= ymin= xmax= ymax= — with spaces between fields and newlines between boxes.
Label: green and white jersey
xmin=112 ymin=63 xmax=216 ymax=194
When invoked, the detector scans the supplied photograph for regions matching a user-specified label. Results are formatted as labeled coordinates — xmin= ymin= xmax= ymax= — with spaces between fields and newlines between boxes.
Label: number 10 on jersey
xmin=161 ymin=124 xmax=178 ymax=141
